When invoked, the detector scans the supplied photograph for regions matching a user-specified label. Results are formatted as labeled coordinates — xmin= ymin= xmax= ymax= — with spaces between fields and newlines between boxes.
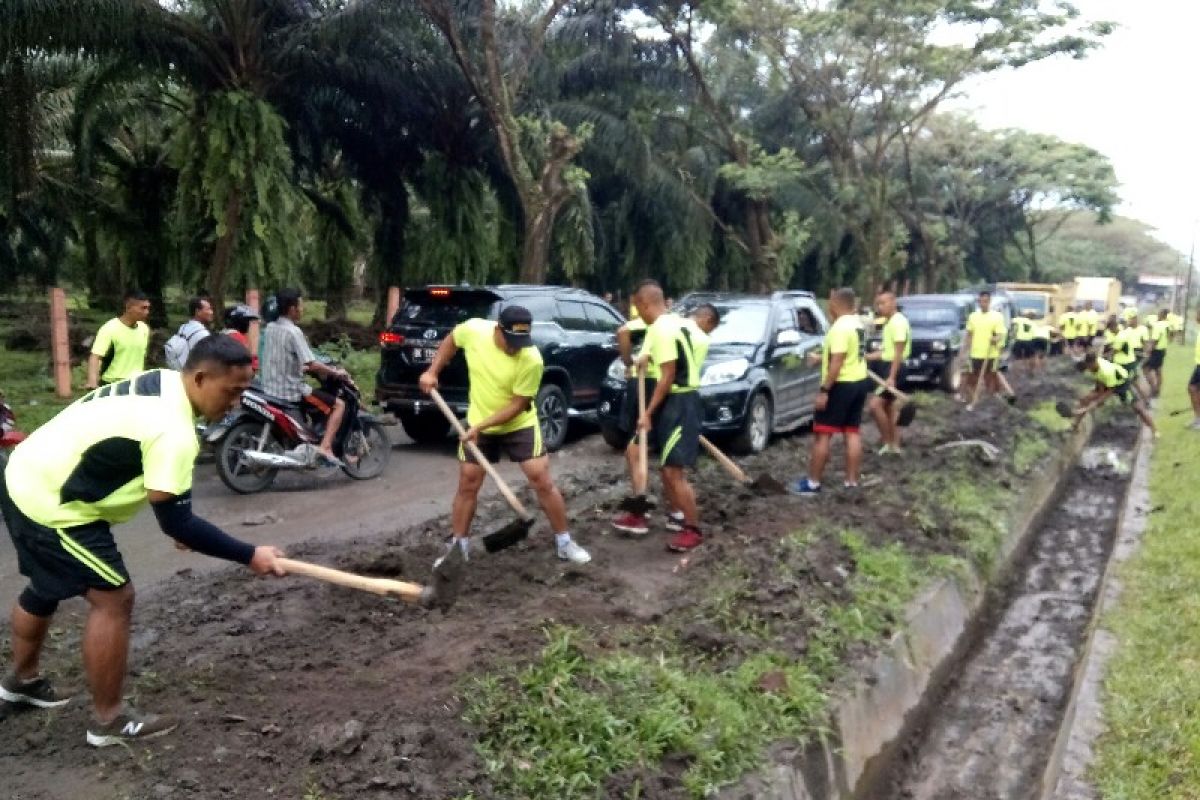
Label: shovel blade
xmin=482 ymin=518 xmax=534 ymax=553
xmin=750 ymin=474 xmax=788 ymax=495
xmin=422 ymin=545 xmax=466 ymax=610
xmin=1055 ymin=400 xmax=1075 ymax=419
xmin=897 ymin=404 xmax=918 ymax=427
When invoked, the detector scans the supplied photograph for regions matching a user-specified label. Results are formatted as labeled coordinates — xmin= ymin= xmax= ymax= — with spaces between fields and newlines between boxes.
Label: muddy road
xmin=884 ymin=415 xmax=1140 ymax=800
xmin=0 ymin=424 xmax=612 ymax=612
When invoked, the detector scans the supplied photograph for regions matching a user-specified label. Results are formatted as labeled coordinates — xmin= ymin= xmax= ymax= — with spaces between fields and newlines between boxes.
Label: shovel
xmin=698 ymin=435 xmax=788 ymax=495
xmin=865 ymin=372 xmax=917 ymax=426
xmin=618 ymin=368 xmax=656 ymax=515
xmin=428 ymin=389 xmax=534 ymax=553
xmin=278 ymin=551 xmax=464 ymax=611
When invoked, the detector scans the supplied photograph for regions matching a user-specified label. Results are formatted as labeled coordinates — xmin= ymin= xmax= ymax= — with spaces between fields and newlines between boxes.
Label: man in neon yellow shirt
xmin=791 ymin=287 xmax=871 ymax=495
xmin=867 ymin=290 xmax=909 ymax=455
xmin=1110 ymin=317 xmax=1150 ymax=403
xmin=1189 ymin=308 xmax=1200 ymax=429
xmin=86 ymin=290 xmax=151 ymax=389
xmin=1077 ymin=352 xmax=1157 ymax=436
xmin=420 ymin=306 xmax=590 ymax=564
xmin=1057 ymin=307 xmax=1078 ymax=355
xmin=1011 ymin=309 xmax=1037 ymax=376
xmin=1167 ymin=310 xmax=1184 ymax=344
xmin=961 ymin=290 xmax=1013 ymax=405
xmin=1145 ymin=309 xmax=1171 ymax=398
xmin=623 ymin=281 xmax=710 ymax=551
xmin=1080 ymin=301 xmax=1101 ymax=344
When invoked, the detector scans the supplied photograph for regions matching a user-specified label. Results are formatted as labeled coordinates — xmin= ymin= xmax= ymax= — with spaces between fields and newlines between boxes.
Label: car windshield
xmin=398 ymin=295 xmax=497 ymax=327
xmin=680 ymin=302 xmax=770 ymax=346
xmin=1011 ymin=293 xmax=1047 ymax=316
xmin=903 ymin=305 xmax=959 ymax=326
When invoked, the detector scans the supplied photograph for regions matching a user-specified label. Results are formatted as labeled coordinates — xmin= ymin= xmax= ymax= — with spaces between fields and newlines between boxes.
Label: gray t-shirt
xmin=258 ymin=318 xmax=315 ymax=402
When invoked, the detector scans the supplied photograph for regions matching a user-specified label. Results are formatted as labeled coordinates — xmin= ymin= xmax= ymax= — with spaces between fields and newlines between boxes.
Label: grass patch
xmin=1012 ymin=431 xmax=1051 ymax=474
xmin=466 ymin=531 xmax=932 ymax=798
xmin=1029 ymin=400 xmax=1073 ymax=433
xmin=1092 ymin=345 xmax=1200 ymax=799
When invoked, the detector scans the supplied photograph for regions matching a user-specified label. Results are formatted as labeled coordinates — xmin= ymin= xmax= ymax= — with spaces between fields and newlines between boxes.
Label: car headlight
xmin=930 ymin=340 xmax=948 ymax=352
xmin=606 ymin=358 xmax=627 ymax=382
xmin=701 ymin=358 xmax=750 ymax=386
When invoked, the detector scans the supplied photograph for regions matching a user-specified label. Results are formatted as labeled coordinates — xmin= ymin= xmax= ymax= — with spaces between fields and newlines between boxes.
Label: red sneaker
xmin=612 ymin=511 xmax=650 ymax=536
xmin=667 ymin=526 xmax=703 ymax=552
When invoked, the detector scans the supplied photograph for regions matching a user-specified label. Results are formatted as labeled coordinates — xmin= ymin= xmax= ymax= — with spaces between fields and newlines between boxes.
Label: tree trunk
xmin=746 ymin=199 xmax=778 ymax=293
xmin=83 ymin=214 xmax=121 ymax=312
xmin=520 ymin=201 xmax=555 ymax=284
xmin=206 ymin=187 xmax=243 ymax=314
xmin=372 ymin=190 xmax=408 ymax=327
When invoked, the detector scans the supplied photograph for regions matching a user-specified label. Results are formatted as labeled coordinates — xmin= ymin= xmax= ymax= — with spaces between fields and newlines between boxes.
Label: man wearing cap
xmin=418 ymin=307 xmax=591 ymax=564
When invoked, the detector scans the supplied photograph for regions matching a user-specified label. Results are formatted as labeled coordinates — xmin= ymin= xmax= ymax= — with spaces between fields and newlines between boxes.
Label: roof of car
xmin=408 ymin=284 xmax=596 ymax=297
xmin=900 ymin=294 xmax=975 ymax=306
xmin=680 ymin=290 xmax=816 ymax=304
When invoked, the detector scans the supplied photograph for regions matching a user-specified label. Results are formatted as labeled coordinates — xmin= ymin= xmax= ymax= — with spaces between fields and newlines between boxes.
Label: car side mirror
xmin=775 ymin=329 xmax=801 ymax=347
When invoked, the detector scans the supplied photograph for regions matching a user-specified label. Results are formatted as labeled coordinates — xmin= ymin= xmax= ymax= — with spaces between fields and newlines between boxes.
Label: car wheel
xmin=730 ymin=392 xmax=772 ymax=455
xmin=399 ymin=410 xmax=451 ymax=445
xmin=939 ymin=357 xmax=961 ymax=394
xmin=600 ymin=421 xmax=629 ymax=451
xmin=536 ymin=384 xmax=570 ymax=452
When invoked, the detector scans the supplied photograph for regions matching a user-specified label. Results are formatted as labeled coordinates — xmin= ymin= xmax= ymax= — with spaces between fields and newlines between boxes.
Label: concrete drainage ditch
xmin=720 ymin=414 xmax=1143 ymax=800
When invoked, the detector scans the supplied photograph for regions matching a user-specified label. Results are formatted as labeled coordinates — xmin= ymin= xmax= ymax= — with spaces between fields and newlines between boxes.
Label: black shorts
xmin=1072 ymin=336 xmax=1090 ymax=349
xmin=653 ymin=391 xmax=701 ymax=468
xmin=1111 ymin=381 xmax=1135 ymax=405
xmin=970 ymin=357 xmax=999 ymax=373
xmin=0 ymin=458 xmax=129 ymax=609
xmin=814 ymin=379 xmax=870 ymax=434
xmin=616 ymin=375 xmax=658 ymax=447
xmin=1190 ymin=366 xmax=1200 ymax=388
xmin=458 ymin=425 xmax=543 ymax=465
xmin=1033 ymin=338 xmax=1049 ymax=355
xmin=1146 ymin=349 xmax=1165 ymax=370
xmin=1012 ymin=341 xmax=1034 ymax=359
xmin=869 ymin=360 xmax=905 ymax=399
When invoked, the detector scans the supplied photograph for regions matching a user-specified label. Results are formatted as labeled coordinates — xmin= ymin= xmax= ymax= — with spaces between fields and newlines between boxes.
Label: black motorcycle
xmin=207 ymin=371 xmax=390 ymax=494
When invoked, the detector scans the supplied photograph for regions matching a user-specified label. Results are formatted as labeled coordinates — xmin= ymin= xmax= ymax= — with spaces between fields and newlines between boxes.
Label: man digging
xmin=0 ymin=336 xmax=287 ymax=746
xmin=1144 ymin=308 xmax=1171 ymax=399
xmin=790 ymin=287 xmax=872 ymax=495
xmin=960 ymin=290 xmax=1014 ymax=407
xmin=867 ymin=290 xmax=909 ymax=456
xmin=419 ymin=307 xmax=591 ymax=565
xmin=612 ymin=302 xmax=719 ymax=538
xmin=1074 ymin=352 xmax=1157 ymax=437
xmin=621 ymin=280 xmax=709 ymax=551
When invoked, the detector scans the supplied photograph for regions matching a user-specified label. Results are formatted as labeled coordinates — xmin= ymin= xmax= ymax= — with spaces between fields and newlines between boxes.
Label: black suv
xmin=878 ymin=294 xmax=974 ymax=392
xmin=375 ymin=285 xmax=625 ymax=451
xmin=597 ymin=291 xmax=828 ymax=454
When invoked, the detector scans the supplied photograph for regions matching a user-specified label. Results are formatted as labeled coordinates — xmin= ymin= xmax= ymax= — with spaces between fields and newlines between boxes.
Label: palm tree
xmin=3 ymin=0 xmax=397 ymax=309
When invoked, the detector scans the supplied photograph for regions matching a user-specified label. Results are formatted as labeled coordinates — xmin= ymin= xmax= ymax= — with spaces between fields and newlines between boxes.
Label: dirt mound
xmin=0 ymin=363 xmax=1088 ymax=799
xmin=302 ymin=319 xmax=378 ymax=350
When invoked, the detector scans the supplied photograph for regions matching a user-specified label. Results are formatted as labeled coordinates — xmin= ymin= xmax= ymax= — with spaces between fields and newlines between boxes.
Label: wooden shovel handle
xmin=428 ymin=389 xmax=531 ymax=519
xmin=865 ymin=370 xmax=912 ymax=402
xmin=698 ymin=436 xmax=750 ymax=483
xmin=278 ymin=558 xmax=424 ymax=603
xmin=636 ymin=369 xmax=649 ymax=490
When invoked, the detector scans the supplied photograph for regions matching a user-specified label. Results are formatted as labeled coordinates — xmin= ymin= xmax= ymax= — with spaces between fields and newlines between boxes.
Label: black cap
xmin=498 ymin=305 xmax=534 ymax=349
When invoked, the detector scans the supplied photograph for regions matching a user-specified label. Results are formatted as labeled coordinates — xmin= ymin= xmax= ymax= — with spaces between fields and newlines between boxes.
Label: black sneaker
xmin=0 ymin=673 xmax=70 ymax=708
xmin=86 ymin=708 xmax=179 ymax=747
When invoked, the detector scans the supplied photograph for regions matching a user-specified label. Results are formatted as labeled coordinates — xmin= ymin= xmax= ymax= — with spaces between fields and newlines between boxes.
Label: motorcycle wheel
xmin=216 ymin=421 xmax=280 ymax=494
xmin=341 ymin=420 xmax=391 ymax=480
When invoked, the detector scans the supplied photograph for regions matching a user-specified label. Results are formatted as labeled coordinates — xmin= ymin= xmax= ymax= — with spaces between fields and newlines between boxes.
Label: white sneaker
xmin=557 ymin=540 xmax=591 ymax=564
xmin=434 ymin=539 xmax=469 ymax=569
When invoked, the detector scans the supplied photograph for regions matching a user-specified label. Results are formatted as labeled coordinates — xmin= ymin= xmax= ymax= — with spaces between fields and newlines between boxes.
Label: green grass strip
xmin=1092 ymin=345 xmax=1200 ymax=799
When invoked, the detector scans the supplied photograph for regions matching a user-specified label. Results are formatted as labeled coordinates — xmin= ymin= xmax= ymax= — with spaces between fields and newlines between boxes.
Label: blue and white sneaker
xmin=788 ymin=478 xmax=822 ymax=496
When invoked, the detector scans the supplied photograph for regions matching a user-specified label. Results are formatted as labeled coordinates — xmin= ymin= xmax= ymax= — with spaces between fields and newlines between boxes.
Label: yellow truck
xmin=997 ymin=282 xmax=1074 ymax=325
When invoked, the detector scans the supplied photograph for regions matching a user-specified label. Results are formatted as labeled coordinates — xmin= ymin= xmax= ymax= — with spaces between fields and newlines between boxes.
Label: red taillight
xmin=380 ymin=331 xmax=405 ymax=347
xmin=430 ymin=288 xmax=451 ymax=297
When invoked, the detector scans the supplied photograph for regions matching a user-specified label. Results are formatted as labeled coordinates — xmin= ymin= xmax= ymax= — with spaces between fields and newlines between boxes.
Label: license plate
xmin=410 ymin=347 xmax=437 ymax=363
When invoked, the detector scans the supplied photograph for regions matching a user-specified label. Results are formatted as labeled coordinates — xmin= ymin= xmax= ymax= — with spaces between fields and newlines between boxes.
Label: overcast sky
xmin=951 ymin=0 xmax=1200 ymax=259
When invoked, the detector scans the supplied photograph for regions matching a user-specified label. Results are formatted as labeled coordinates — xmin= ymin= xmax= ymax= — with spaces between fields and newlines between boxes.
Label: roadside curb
xmin=1038 ymin=425 xmax=1152 ymax=800
xmin=718 ymin=418 xmax=1096 ymax=800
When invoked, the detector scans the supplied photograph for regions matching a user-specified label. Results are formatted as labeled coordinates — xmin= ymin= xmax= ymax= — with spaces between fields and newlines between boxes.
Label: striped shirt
xmin=258 ymin=318 xmax=315 ymax=401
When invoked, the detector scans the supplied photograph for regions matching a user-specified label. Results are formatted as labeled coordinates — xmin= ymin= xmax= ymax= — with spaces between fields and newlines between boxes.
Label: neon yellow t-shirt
xmin=6 ymin=370 xmax=197 ymax=532
xmin=625 ymin=318 xmax=661 ymax=381
xmin=1131 ymin=324 xmax=1150 ymax=351
xmin=823 ymin=314 xmax=867 ymax=383
xmin=1092 ymin=358 xmax=1128 ymax=389
xmin=1058 ymin=313 xmax=1077 ymax=339
xmin=967 ymin=310 xmax=1006 ymax=359
xmin=452 ymin=318 xmax=542 ymax=434
xmin=1013 ymin=317 xmax=1035 ymax=342
xmin=1122 ymin=307 xmax=1138 ymax=322
xmin=1032 ymin=322 xmax=1052 ymax=340
xmin=644 ymin=313 xmax=707 ymax=394
xmin=1080 ymin=309 xmax=1100 ymax=336
xmin=1195 ymin=329 xmax=1200 ymax=365
xmin=1150 ymin=319 xmax=1171 ymax=351
xmin=1112 ymin=327 xmax=1138 ymax=366
xmin=1168 ymin=312 xmax=1183 ymax=332
xmin=91 ymin=317 xmax=150 ymax=383
xmin=880 ymin=312 xmax=911 ymax=362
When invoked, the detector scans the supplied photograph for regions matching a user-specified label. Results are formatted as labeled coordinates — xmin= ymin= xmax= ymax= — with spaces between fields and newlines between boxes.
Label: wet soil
xmin=1 ymin=365 xmax=1085 ymax=800
xmin=883 ymin=414 xmax=1139 ymax=800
